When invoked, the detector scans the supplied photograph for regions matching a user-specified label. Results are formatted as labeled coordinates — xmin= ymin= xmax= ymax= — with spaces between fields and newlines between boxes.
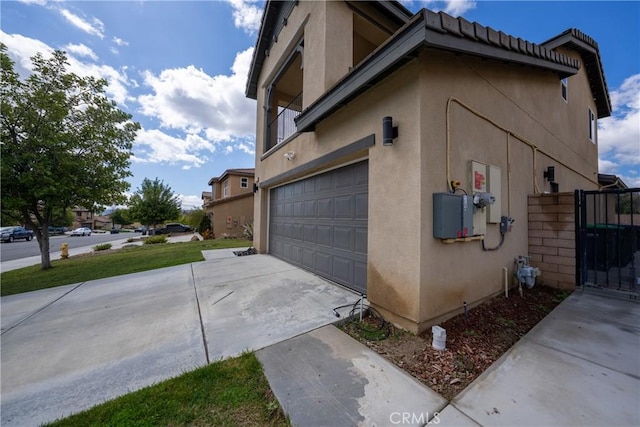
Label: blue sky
xmin=1 ymin=0 xmax=638 ymax=210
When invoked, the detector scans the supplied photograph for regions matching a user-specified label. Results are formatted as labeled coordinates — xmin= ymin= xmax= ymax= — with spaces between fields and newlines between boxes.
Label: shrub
xmin=242 ymin=222 xmax=254 ymax=241
xmin=144 ymin=235 xmax=167 ymax=245
xmin=201 ymin=229 xmax=215 ymax=240
xmin=94 ymin=243 xmax=112 ymax=251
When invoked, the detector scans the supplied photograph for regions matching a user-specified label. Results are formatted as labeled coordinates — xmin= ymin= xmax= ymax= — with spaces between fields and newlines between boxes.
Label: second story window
xmin=223 ymin=180 xmax=229 ymax=197
xmin=265 ymin=39 xmax=304 ymax=152
xmin=241 ymin=177 xmax=248 ymax=188
xmin=561 ymin=78 xmax=568 ymax=102
xmin=588 ymin=108 xmax=596 ymax=143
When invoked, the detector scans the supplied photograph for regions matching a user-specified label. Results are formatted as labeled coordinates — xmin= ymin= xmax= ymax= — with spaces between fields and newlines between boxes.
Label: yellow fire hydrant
xmin=60 ymin=243 xmax=69 ymax=259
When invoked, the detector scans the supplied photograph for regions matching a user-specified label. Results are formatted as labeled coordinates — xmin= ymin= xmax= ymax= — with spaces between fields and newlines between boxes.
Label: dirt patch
xmin=340 ymin=285 xmax=571 ymax=400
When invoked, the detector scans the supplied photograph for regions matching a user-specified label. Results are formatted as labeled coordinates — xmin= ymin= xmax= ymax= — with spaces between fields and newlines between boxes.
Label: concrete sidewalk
xmin=0 ymin=252 xmax=358 ymax=427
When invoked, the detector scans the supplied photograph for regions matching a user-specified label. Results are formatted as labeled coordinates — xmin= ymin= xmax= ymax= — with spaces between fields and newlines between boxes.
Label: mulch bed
xmin=340 ymin=285 xmax=571 ymax=400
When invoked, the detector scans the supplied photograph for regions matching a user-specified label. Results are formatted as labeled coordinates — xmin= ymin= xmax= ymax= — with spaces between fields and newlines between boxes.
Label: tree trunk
xmin=36 ymin=224 xmax=52 ymax=269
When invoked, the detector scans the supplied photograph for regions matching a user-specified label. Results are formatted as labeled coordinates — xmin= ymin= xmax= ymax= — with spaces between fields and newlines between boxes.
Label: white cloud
xmin=59 ymin=8 xmax=105 ymax=39
xmin=178 ymin=194 xmax=203 ymax=210
xmin=112 ymin=37 xmax=129 ymax=47
xmin=132 ymin=128 xmax=214 ymax=167
xmin=235 ymin=141 xmax=255 ymax=155
xmin=0 ymin=31 xmax=53 ymax=76
xmin=1 ymin=31 xmax=134 ymax=106
xmin=227 ymin=0 xmax=263 ymax=35
xmin=138 ymin=47 xmax=256 ymax=142
xmin=18 ymin=0 xmax=47 ymax=5
xmin=598 ymin=74 xmax=640 ymax=175
xmin=410 ymin=0 xmax=476 ymax=16
xmin=63 ymin=43 xmax=97 ymax=61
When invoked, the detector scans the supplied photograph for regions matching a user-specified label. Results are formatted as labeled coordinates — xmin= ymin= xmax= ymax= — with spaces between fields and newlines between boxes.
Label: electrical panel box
xmin=487 ymin=165 xmax=502 ymax=223
xmin=470 ymin=161 xmax=487 ymax=235
xmin=433 ymin=193 xmax=474 ymax=239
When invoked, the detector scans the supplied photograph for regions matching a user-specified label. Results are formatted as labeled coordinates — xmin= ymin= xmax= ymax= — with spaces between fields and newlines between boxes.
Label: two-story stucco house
xmin=246 ymin=1 xmax=611 ymax=333
xmin=205 ymin=168 xmax=255 ymax=237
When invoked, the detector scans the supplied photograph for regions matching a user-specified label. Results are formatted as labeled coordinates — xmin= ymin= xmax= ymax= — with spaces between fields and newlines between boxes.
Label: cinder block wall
xmin=528 ymin=193 xmax=576 ymax=289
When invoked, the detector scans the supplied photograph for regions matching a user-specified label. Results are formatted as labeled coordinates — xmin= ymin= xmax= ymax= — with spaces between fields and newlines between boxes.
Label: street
xmin=0 ymin=232 xmax=141 ymax=262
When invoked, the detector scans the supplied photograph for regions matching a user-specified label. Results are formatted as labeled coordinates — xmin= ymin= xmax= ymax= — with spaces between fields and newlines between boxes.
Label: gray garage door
xmin=269 ymin=161 xmax=368 ymax=294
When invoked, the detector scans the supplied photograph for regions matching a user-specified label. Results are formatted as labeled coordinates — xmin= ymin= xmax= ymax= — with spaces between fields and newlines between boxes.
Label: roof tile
xmin=499 ymin=31 xmax=510 ymax=48
xmin=425 ymin=9 xmax=445 ymax=32
xmin=459 ymin=17 xmax=476 ymax=39
xmin=473 ymin=22 xmax=488 ymax=43
xmin=440 ymin=12 xmax=462 ymax=36
xmin=487 ymin=27 xmax=500 ymax=45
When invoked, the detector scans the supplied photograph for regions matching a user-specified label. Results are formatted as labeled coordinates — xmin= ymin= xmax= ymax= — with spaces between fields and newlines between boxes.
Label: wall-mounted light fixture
xmin=284 ymin=151 xmax=296 ymax=161
xmin=543 ymin=166 xmax=555 ymax=182
xmin=382 ymin=116 xmax=398 ymax=146
xmin=253 ymin=183 xmax=258 ymax=193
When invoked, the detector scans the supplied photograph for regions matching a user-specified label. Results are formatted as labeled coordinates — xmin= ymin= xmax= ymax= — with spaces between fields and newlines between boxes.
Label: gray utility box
xmin=433 ymin=193 xmax=474 ymax=239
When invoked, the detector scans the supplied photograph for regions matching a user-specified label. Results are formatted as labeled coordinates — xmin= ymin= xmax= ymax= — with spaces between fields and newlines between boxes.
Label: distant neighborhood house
xmin=204 ymin=168 xmax=255 ymax=237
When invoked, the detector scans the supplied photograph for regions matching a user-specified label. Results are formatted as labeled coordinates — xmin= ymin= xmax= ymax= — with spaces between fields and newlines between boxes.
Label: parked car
xmin=71 ymin=227 xmax=92 ymax=236
xmin=164 ymin=223 xmax=192 ymax=233
xmin=110 ymin=228 xmax=120 ymax=234
xmin=0 ymin=226 xmax=34 ymax=243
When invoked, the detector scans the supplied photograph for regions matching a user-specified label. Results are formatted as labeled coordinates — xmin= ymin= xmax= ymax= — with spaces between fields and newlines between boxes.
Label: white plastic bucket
xmin=432 ymin=325 xmax=446 ymax=350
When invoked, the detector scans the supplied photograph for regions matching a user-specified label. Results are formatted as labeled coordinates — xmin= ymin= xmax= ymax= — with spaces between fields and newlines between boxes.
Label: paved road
xmin=0 ymin=232 xmax=143 ymax=262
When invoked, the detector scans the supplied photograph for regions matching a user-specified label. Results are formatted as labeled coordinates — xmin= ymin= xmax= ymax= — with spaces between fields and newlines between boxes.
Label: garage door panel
xmin=355 ymin=194 xmax=368 ymax=219
xmin=355 ymin=228 xmax=367 ymax=254
xmin=334 ymin=195 xmax=354 ymax=218
xmin=304 ymin=200 xmax=316 ymax=217
xmin=270 ymin=161 xmax=368 ymax=294
xmin=292 ymin=223 xmax=304 ymax=241
xmin=317 ymin=225 xmax=333 ymax=247
xmin=302 ymin=248 xmax=315 ymax=269
xmin=354 ymin=262 xmax=367 ymax=290
xmin=303 ymin=224 xmax=316 ymax=242
xmin=334 ymin=167 xmax=354 ymax=189
xmin=333 ymin=256 xmax=353 ymax=284
xmin=318 ymin=198 xmax=333 ymax=218
xmin=333 ymin=227 xmax=353 ymax=251
xmin=317 ymin=174 xmax=333 ymax=192
xmin=316 ymin=252 xmax=332 ymax=276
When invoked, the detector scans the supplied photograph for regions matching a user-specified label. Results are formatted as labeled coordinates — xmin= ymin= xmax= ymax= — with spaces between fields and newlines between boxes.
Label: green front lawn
xmin=45 ymin=352 xmax=288 ymax=427
xmin=0 ymin=239 xmax=252 ymax=296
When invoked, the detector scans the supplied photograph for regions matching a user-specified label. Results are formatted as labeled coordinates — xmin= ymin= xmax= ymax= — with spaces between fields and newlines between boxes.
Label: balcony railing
xmin=267 ymin=91 xmax=302 ymax=150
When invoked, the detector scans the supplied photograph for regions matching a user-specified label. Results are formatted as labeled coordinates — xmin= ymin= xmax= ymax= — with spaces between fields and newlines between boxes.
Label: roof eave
xmin=542 ymin=29 xmax=612 ymax=118
xmin=296 ymin=10 xmax=580 ymax=132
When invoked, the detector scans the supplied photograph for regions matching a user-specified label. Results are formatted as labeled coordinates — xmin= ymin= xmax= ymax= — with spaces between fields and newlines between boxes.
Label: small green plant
xmin=497 ymin=316 xmax=516 ymax=328
xmin=144 ymin=235 xmax=167 ymax=245
xmin=94 ymin=243 xmax=112 ymax=251
xmin=464 ymin=329 xmax=478 ymax=337
xmin=553 ymin=290 xmax=572 ymax=303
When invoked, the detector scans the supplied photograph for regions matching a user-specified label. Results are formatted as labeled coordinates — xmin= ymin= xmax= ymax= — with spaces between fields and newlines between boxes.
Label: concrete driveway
xmin=1 ymin=251 xmax=358 ymax=427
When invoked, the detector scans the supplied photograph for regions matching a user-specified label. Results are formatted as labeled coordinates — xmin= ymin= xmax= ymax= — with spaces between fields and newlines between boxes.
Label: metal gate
xmin=575 ymin=188 xmax=639 ymax=300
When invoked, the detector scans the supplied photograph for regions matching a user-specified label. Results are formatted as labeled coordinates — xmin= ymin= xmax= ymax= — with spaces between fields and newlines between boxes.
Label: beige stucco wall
xmin=252 ymin=1 xmax=601 ymax=333
xmin=211 ymin=194 xmax=254 ymax=238
xmin=415 ymin=49 xmax=599 ymax=332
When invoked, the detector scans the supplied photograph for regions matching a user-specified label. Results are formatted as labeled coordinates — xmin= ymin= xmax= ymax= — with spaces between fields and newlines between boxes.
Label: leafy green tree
xmin=0 ymin=45 xmax=139 ymax=268
xmin=110 ymin=208 xmax=132 ymax=228
xmin=197 ymin=213 xmax=212 ymax=234
xmin=50 ymin=208 xmax=74 ymax=228
xmin=181 ymin=208 xmax=206 ymax=230
xmin=128 ymin=178 xmax=181 ymax=230
xmin=617 ymin=192 xmax=640 ymax=214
